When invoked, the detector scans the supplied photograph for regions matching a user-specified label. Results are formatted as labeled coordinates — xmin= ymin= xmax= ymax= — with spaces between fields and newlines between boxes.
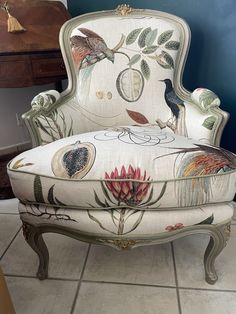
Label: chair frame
xmin=22 ymin=219 xmax=231 ymax=284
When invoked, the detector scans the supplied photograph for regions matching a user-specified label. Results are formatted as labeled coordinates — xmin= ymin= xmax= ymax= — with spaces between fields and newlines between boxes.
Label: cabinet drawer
xmin=32 ymin=57 xmax=66 ymax=78
xmin=0 ymin=57 xmax=32 ymax=87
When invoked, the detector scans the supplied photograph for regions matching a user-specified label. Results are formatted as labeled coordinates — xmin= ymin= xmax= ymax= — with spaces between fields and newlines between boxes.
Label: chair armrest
xmin=191 ymin=88 xmax=221 ymax=112
xmin=31 ymin=90 xmax=61 ymax=112
xmin=23 ymin=90 xmax=76 ymax=147
xmin=182 ymin=88 xmax=229 ymax=146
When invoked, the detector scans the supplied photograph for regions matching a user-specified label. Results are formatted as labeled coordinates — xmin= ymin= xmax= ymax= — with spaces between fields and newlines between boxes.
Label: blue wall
xmin=68 ymin=0 xmax=236 ymax=152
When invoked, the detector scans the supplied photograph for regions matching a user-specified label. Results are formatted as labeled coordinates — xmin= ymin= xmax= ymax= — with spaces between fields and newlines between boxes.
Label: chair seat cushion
xmin=8 ymin=126 xmax=236 ymax=209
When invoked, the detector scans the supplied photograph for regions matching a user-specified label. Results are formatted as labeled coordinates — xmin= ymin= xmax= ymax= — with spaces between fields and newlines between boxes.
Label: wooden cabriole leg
xmin=204 ymin=221 xmax=231 ymax=284
xmin=22 ymin=222 xmax=49 ymax=280
xmin=20 ymin=219 xmax=231 ymax=284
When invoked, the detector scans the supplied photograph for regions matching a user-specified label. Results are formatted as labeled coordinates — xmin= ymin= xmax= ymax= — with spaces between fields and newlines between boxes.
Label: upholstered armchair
xmin=8 ymin=5 xmax=236 ymax=284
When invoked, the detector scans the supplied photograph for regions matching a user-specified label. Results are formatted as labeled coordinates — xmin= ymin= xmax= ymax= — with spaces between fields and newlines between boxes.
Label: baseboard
xmin=0 ymin=141 xmax=32 ymax=200
xmin=0 ymin=141 xmax=32 ymax=157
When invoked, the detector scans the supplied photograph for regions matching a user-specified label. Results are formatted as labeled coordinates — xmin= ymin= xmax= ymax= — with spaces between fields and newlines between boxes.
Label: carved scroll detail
xmin=99 ymin=238 xmax=143 ymax=250
xmin=116 ymin=4 xmax=133 ymax=16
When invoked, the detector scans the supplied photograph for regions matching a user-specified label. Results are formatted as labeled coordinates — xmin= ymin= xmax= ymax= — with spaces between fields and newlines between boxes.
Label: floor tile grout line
xmin=171 ymin=242 xmax=182 ymax=314
xmin=4 ymin=274 xmax=236 ymax=294
xmin=70 ymin=244 xmax=91 ymax=314
xmin=82 ymin=280 xmax=236 ymax=294
xmin=0 ymin=226 xmax=22 ymax=261
xmin=0 ymin=213 xmax=19 ymax=215
xmin=82 ymin=280 xmax=177 ymax=289
xmin=178 ymin=286 xmax=236 ymax=293
xmin=4 ymin=273 xmax=80 ymax=282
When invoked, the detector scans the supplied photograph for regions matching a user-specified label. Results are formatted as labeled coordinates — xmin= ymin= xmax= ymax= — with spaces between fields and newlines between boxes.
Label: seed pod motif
xmin=107 ymin=91 xmax=112 ymax=99
xmin=52 ymin=142 xmax=96 ymax=179
xmin=116 ymin=68 xmax=144 ymax=102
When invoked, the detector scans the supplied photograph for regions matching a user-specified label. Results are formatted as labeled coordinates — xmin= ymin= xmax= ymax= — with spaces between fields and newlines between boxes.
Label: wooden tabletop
xmin=0 ymin=0 xmax=71 ymax=55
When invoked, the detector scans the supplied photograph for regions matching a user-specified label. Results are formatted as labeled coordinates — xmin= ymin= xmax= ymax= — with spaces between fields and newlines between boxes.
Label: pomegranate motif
xmin=52 ymin=141 xmax=95 ymax=179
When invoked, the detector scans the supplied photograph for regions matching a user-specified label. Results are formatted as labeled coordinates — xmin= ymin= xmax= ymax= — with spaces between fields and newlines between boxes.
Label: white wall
xmin=0 ymin=84 xmax=55 ymax=150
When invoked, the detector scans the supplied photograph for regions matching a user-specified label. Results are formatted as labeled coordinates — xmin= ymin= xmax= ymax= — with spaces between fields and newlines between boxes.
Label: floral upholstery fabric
xmin=69 ymin=17 xmax=182 ymax=133
xmin=8 ymin=126 xmax=236 ymax=211
xmin=18 ymin=202 xmax=234 ymax=236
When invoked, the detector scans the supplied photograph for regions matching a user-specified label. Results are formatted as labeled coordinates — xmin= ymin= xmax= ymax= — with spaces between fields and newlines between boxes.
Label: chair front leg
xmin=22 ymin=222 xmax=49 ymax=280
xmin=204 ymin=221 xmax=231 ymax=284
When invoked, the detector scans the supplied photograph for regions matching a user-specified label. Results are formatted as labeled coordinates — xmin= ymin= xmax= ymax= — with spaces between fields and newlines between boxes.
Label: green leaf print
xmin=145 ymin=28 xmax=158 ymax=46
xmin=199 ymin=90 xmax=218 ymax=109
xmin=142 ymin=46 xmax=158 ymax=54
xmin=165 ymin=40 xmax=180 ymax=50
xmin=34 ymin=175 xmax=44 ymax=203
xmin=126 ymin=28 xmax=143 ymax=45
xmin=128 ymin=54 xmax=141 ymax=66
xmin=138 ymin=27 xmax=151 ymax=48
xmin=202 ymin=116 xmax=216 ymax=130
xmin=196 ymin=214 xmax=214 ymax=225
xmin=158 ymin=30 xmax=174 ymax=45
xmin=162 ymin=51 xmax=174 ymax=68
xmin=140 ymin=59 xmax=151 ymax=79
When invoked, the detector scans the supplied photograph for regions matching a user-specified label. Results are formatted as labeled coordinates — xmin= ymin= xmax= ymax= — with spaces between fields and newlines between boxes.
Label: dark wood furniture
xmin=0 ymin=0 xmax=70 ymax=199
xmin=0 ymin=0 xmax=70 ymax=88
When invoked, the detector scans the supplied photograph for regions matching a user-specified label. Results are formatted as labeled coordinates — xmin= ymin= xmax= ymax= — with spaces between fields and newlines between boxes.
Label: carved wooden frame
xmin=21 ymin=218 xmax=231 ymax=284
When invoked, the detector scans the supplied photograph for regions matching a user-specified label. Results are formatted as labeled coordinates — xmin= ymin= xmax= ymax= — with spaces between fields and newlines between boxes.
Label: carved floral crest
xmin=116 ymin=4 xmax=133 ymax=16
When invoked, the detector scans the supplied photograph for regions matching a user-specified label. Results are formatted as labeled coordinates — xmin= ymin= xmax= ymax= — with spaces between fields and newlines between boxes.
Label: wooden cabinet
xmin=0 ymin=1 xmax=70 ymax=199
xmin=0 ymin=52 xmax=66 ymax=87
xmin=0 ymin=0 xmax=70 ymax=88
xmin=31 ymin=54 xmax=66 ymax=79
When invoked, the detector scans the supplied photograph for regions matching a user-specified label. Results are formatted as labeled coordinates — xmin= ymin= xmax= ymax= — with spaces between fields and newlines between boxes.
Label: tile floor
xmin=0 ymin=199 xmax=236 ymax=314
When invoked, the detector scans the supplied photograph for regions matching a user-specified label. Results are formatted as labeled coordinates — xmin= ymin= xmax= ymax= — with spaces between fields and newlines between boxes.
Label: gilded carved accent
xmin=115 ymin=4 xmax=133 ymax=16
xmin=113 ymin=239 xmax=138 ymax=249
xmin=99 ymin=239 xmax=142 ymax=250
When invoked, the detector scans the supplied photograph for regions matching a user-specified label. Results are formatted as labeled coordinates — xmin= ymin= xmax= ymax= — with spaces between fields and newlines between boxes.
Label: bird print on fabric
xmin=178 ymin=144 xmax=236 ymax=206
xmin=70 ymin=28 xmax=114 ymax=69
xmin=156 ymin=143 xmax=236 ymax=207
xmin=157 ymin=79 xmax=188 ymax=136
xmin=177 ymin=144 xmax=236 ymax=176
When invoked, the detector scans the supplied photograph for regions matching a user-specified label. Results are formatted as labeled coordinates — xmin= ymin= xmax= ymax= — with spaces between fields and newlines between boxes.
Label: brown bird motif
xmin=70 ymin=28 xmax=114 ymax=69
xmin=177 ymin=144 xmax=236 ymax=207
xmin=177 ymin=144 xmax=236 ymax=176
xmin=155 ymin=143 xmax=236 ymax=207
xmin=156 ymin=144 xmax=236 ymax=174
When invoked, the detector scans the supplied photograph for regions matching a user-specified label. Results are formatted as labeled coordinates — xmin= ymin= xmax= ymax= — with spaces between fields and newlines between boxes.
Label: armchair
xmin=8 ymin=5 xmax=236 ymax=284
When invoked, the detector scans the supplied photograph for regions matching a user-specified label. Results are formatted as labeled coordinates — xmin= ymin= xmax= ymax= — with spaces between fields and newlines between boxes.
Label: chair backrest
xmin=59 ymin=6 xmax=190 ymax=134
xmin=26 ymin=6 xmax=228 ymax=147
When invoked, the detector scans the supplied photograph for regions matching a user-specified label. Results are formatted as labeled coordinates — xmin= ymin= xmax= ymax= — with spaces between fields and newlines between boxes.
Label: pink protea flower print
xmin=165 ymin=223 xmax=184 ymax=232
xmin=104 ymin=165 xmax=151 ymax=205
